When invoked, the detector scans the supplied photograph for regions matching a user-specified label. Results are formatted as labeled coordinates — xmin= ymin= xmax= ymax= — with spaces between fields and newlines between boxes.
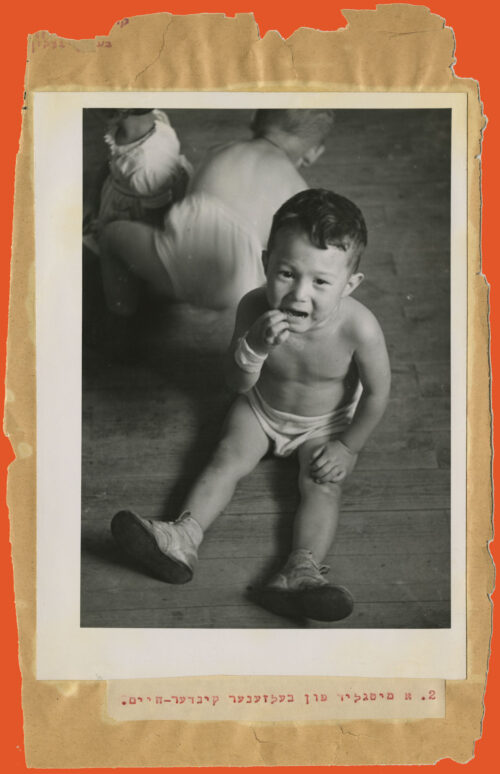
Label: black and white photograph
xmin=35 ymin=93 xmax=466 ymax=679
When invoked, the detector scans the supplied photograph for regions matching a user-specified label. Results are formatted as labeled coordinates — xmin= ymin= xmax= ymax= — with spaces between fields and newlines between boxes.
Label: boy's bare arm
xmin=224 ymin=289 xmax=289 ymax=393
xmin=310 ymin=312 xmax=390 ymax=485
xmin=339 ymin=311 xmax=391 ymax=454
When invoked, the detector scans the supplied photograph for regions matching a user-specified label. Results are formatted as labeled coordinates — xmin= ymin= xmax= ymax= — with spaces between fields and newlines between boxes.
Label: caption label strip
xmin=108 ymin=677 xmax=445 ymax=721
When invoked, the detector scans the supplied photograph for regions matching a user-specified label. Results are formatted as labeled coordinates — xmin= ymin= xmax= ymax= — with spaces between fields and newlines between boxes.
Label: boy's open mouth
xmin=281 ymin=308 xmax=309 ymax=319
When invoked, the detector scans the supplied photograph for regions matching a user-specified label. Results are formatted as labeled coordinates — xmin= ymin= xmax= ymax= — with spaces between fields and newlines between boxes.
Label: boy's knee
xmin=299 ymin=470 xmax=342 ymax=501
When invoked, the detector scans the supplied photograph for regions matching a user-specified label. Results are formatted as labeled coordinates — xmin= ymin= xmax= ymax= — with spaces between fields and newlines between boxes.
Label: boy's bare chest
xmin=267 ymin=333 xmax=354 ymax=382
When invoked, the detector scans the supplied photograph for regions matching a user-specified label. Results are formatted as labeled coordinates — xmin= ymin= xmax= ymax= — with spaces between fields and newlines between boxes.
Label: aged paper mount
xmin=7 ymin=6 xmax=490 ymax=768
xmin=108 ymin=677 xmax=446 ymax=722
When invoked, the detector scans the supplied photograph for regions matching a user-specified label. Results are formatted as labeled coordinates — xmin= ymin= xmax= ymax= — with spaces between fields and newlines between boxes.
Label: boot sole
xmin=297 ymin=585 xmax=354 ymax=622
xmin=259 ymin=585 xmax=354 ymax=622
xmin=111 ymin=510 xmax=193 ymax=584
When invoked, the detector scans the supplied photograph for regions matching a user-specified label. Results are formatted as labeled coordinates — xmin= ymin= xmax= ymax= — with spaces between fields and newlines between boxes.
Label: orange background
xmin=0 ymin=1 xmax=496 ymax=771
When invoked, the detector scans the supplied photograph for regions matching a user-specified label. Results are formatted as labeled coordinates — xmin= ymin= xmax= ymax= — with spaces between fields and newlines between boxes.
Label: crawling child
xmin=99 ymin=109 xmax=334 ymax=315
xmin=84 ymin=108 xmax=191 ymax=251
xmin=111 ymin=189 xmax=391 ymax=622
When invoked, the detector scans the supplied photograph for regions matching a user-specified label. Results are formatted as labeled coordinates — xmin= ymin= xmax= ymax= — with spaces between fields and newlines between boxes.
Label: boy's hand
xmin=310 ymin=440 xmax=358 ymax=484
xmin=246 ymin=310 xmax=290 ymax=356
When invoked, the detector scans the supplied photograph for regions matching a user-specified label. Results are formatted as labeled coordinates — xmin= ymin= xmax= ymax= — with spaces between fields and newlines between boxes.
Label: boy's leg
xmin=293 ymin=436 xmax=342 ymax=563
xmin=258 ymin=435 xmax=353 ymax=622
xmin=181 ymin=396 xmax=271 ymax=530
xmin=99 ymin=220 xmax=175 ymax=315
xmin=111 ymin=396 xmax=270 ymax=582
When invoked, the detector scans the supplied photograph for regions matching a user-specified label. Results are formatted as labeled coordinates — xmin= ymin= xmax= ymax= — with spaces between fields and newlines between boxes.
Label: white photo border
xmin=35 ymin=91 xmax=466 ymax=680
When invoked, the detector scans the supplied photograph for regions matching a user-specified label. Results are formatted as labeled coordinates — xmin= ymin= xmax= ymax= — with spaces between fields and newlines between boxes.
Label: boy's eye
xmin=279 ymin=270 xmax=293 ymax=278
xmin=315 ymin=279 xmax=330 ymax=286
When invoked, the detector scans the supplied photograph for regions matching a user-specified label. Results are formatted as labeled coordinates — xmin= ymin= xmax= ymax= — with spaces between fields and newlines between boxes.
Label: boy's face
xmin=265 ymin=227 xmax=363 ymax=334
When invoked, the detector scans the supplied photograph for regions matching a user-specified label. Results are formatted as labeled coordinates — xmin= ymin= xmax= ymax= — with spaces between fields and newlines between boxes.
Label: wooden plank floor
xmin=81 ymin=108 xmax=451 ymax=628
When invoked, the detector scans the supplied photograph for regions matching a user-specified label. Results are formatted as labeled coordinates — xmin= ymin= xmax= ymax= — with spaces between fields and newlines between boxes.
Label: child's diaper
xmin=246 ymin=385 xmax=362 ymax=457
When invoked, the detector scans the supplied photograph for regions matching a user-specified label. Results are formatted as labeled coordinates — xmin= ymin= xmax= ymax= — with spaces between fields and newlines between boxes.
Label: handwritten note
xmin=108 ymin=677 xmax=445 ymax=722
xmin=29 ymin=24 xmax=134 ymax=54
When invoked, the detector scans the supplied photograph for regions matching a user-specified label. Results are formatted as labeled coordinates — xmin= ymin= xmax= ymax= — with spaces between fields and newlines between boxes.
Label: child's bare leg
xmin=180 ymin=395 xmax=270 ymax=530
xmin=293 ymin=436 xmax=342 ymax=563
xmin=258 ymin=436 xmax=353 ymax=622
xmin=99 ymin=220 xmax=175 ymax=315
xmin=111 ymin=396 xmax=269 ymax=583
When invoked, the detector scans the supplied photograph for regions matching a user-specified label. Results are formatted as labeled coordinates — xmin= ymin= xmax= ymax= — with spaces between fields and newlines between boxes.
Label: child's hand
xmin=310 ymin=440 xmax=358 ymax=484
xmin=246 ymin=310 xmax=290 ymax=356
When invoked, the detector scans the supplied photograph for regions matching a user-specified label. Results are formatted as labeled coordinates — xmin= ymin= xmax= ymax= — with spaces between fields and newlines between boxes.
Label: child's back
xmin=191 ymin=138 xmax=309 ymax=244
